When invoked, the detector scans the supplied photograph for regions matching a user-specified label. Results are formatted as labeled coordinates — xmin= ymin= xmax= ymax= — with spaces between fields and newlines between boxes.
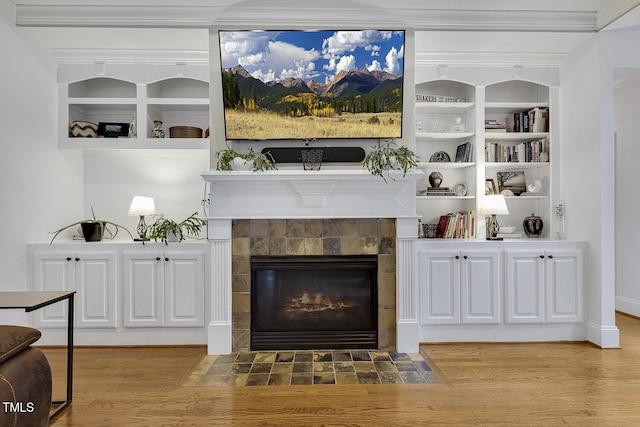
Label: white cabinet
xmin=27 ymin=242 xmax=208 ymax=345
xmin=419 ymin=247 xmax=500 ymax=325
xmin=30 ymin=249 xmax=117 ymax=329
xmin=416 ymin=240 xmax=586 ymax=343
xmin=505 ymin=248 xmax=583 ymax=324
xmin=123 ymin=248 xmax=205 ymax=328
xmin=58 ymin=63 xmax=209 ymax=150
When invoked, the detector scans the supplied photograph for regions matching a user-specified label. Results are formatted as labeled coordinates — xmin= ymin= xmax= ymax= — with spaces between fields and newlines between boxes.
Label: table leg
xmin=50 ymin=293 xmax=73 ymax=419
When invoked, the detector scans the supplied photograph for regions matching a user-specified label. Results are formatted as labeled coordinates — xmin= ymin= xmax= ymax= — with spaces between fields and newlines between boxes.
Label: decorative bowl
xmin=500 ymin=226 xmax=516 ymax=234
xmin=169 ymin=126 xmax=203 ymax=138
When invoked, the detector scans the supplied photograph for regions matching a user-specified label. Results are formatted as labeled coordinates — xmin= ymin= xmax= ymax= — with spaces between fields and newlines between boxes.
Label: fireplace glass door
xmin=251 ymin=255 xmax=378 ymax=350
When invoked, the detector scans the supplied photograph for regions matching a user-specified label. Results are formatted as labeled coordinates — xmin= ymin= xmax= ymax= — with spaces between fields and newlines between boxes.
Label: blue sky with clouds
xmin=219 ymin=30 xmax=404 ymax=84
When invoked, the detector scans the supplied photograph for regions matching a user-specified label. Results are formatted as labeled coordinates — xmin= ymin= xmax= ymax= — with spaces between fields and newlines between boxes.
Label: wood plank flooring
xmin=40 ymin=313 xmax=640 ymax=426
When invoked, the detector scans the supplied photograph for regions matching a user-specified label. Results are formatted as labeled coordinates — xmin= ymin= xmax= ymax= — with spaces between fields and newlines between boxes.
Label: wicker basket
xmin=169 ymin=126 xmax=203 ymax=138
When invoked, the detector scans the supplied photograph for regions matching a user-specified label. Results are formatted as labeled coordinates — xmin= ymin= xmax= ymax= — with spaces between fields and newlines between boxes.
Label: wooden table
xmin=0 ymin=291 xmax=75 ymax=419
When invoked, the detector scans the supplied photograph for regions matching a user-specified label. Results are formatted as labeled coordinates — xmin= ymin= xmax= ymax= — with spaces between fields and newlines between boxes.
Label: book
xmin=435 ymin=211 xmax=476 ymax=239
xmin=455 ymin=141 xmax=472 ymax=162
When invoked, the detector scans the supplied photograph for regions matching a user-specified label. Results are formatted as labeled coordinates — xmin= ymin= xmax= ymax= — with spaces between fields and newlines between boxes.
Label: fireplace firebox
xmin=250 ymin=255 xmax=378 ymax=350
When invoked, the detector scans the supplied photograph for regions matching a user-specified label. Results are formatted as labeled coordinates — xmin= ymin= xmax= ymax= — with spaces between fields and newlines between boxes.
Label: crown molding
xmin=14 ymin=4 xmax=605 ymax=32
xmin=415 ymin=51 xmax=564 ymax=68
xmin=598 ymin=0 xmax=640 ymax=30
xmin=52 ymin=48 xmax=209 ymax=64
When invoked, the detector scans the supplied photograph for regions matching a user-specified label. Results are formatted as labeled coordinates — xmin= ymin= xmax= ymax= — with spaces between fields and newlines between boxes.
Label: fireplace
xmin=251 ymin=255 xmax=378 ymax=350
xmin=201 ymin=169 xmax=423 ymax=354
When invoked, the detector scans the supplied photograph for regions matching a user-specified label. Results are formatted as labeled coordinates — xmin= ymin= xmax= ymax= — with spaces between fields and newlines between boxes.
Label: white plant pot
xmin=231 ymin=157 xmax=254 ymax=171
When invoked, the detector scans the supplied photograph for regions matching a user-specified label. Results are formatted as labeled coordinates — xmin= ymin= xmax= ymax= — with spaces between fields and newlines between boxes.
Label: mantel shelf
xmin=201 ymin=169 xmax=424 ymax=220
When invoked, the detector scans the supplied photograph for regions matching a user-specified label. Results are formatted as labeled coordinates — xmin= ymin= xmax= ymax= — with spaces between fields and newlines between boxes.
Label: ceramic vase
xmin=152 ymin=121 xmax=165 ymax=138
xmin=523 ymin=213 xmax=543 ymax=237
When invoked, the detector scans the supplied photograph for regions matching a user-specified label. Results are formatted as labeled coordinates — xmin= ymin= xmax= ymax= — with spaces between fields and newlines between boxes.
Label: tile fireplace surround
xmin=201 ymin=169 xmax=423 ymax=355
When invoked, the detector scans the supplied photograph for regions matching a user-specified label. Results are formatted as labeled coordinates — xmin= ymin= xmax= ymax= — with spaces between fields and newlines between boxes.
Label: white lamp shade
xmin=128 ymin=196 xmax=156 ymax=216
xmin=479 ymin=195 xmax=509 ymax=215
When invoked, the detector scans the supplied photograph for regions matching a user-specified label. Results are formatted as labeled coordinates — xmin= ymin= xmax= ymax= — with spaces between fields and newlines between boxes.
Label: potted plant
xmin=49 ymin=207 xmax=133 ymax=244
xmin=146 ymin=212 xmax=206 ymax=245
xmin=215 ymin=146 xmax=277 ymax=171
xmin=363 ymin=140 xmax=419 ymax=182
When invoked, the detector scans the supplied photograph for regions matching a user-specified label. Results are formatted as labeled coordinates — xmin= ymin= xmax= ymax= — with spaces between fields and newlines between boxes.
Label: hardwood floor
xmin=41 ymin=313 xmax=640 ymax=426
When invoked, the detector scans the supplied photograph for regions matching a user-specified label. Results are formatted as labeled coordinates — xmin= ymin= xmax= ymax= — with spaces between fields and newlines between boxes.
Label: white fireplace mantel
xmin=201 ymin=168 xmax=423 ymax=354
xmin=201 ymin=169 xmax=424 ymax=221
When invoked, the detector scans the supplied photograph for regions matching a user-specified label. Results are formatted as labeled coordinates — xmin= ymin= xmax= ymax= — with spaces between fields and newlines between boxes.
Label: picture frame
xmin=97 ymin=122 xmax=130 ymax=138
xmin=485 ymin=179 xmax=497 ymax=195
xmin=497 ymin=171 xmax=526 ymax=195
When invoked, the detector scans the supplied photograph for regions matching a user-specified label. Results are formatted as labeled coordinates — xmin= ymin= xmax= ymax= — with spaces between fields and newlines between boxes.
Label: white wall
xmin=0 ymin=15 xmax=210 ymax=327
xmin=560 ymin=36 xmax=613 ymax=346
xmin=0 ymin=15 xmax=84 ymax=323
xmin=615 ymin=75 xmax=640 ymax=316
xmin=82 ymin=151 xmax=210 ymax=235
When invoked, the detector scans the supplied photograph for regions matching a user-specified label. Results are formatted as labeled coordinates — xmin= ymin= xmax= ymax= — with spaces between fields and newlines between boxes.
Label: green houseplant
xmin=146 ymin=212 xmax=206 ymax=245
xmin=49 ymin=207 xmax=133 ymax=244
xmin=363 ymin=140 xmax=419 ymax=182
xmin=215 ymin=146 xmax=277 ymax=171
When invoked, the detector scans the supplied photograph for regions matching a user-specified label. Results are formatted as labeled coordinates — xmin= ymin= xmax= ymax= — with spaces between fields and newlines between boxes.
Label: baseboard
xmin=616 ymin=295 xmax=640 ymax=318
xmin=587 ymin=321 xmax=620 ymax=348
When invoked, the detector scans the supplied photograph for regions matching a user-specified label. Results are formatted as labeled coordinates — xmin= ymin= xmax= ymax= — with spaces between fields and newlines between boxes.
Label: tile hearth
xmin=186 ymin=350 xmax=437 ymax=387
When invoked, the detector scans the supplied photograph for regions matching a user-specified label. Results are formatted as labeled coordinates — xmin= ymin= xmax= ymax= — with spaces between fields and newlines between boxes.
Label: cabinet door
xmin=31 ymin=251 xmax=75 ymax=328
xmin=505 ymin=250 xmax=545 ymax=323
xmin=75 ymin=252 xmax=117 ymax=329
xmin=461 ymin=250 xmax=500 ymax=324
xmin=123 ymin=252 xmax=164 ymax=327
xmin=419 ymin=249 xmax=460 ymax=324
xmin=545 ymin=250 xmax=583 ymax=323
xmin=163 ymin=251 xmax=205 ymax=327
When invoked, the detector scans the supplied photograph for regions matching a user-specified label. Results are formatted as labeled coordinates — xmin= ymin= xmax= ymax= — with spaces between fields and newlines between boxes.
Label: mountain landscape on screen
xmin=219 ymin=30 xmax=405 ymax=140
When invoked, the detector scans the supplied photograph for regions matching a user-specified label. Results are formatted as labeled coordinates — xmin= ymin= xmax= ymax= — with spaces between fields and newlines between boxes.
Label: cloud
xmin=384 ymin=44 xmax=404 ymax=75
xmin=365 ymin=45 xmax=381 ymax=57
xmin=220 ymin=31 xmax=321 ymax=83
xmin=219 ymin=31 xmax=271 ymax=69
xmin=322 ymin=30 xmax=392 ymax=57
xmin=367 ymin=60 xmax=382 ymax=72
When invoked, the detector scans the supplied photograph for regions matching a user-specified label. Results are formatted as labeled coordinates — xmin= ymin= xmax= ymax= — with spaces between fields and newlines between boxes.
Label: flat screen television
xmin=218 ymin=29 xmax=405 ymax=141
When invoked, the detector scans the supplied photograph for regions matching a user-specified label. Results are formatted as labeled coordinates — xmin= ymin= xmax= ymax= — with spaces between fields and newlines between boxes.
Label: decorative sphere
xmin=428 ymin=171 xmax=443 ymax=188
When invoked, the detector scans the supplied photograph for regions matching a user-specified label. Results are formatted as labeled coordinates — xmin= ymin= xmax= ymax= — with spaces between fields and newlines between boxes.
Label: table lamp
xmin=479 ymin=194 xmax=509 ymax=240
xmin=128 ymin=196 xmax=156 ymax=241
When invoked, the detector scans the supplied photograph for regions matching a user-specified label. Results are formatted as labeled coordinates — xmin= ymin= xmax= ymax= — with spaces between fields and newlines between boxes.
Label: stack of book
xmin=485 ymin=119 xmax=507 ymax=132
xmin=425 ymin=187 xmax=454 ymax=196
xmin=436 ymin=211 xmax=476 ymax=239
xmin=485 ymin=137 xmax=549 ymax=163
xmin=497 ymin=233 xmax=522 ymax=239
xmin=505 ymin=107 xmax=549 ymax=133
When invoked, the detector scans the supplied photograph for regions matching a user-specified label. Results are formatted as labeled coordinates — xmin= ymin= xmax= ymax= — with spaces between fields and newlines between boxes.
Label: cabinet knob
xmin=75 ymin=257 xmax=80 ymax=262
xmin=156 ymin=257 xmax=161 ymax=261
xmin=455 ymin=255 xmax=460 ymax=259
xmin=66 ymin=257 xmax=72 ymax=261
xmin=539 ymin=255 xmax=545 ymax=259
xmin=165 ymin=257 xmax=169 ymax=262
xmin=548 ymin=255 xmax=554 ymax=259
xmin=463 ymin=255 xmax=468 ymax=260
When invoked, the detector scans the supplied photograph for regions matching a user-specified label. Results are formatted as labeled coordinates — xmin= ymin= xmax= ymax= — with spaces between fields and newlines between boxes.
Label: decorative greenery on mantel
xmin=215 ymin=146 xmax=277 ymax=171
xmin=363 ymin=140 xmax=419 ymax=182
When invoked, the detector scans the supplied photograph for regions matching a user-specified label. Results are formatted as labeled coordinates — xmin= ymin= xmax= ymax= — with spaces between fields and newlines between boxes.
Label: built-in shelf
xmin=58 ymin=63 xmax=209 ymax=151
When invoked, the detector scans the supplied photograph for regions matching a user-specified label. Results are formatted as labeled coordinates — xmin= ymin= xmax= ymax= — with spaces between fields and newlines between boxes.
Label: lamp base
xmin=486 ymin=237 xmax=503 ymax=241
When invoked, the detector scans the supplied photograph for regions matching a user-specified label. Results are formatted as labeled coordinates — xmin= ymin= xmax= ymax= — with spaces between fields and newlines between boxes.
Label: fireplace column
xmin=396 ymin=217 xmax=419 ymax=353
xmin=207 ymin=218 xmax=233 ymax=354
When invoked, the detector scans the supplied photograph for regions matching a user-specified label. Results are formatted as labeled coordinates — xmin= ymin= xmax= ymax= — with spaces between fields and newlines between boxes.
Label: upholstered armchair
xmin=0 ymin=326 xmax=52 ymax=427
